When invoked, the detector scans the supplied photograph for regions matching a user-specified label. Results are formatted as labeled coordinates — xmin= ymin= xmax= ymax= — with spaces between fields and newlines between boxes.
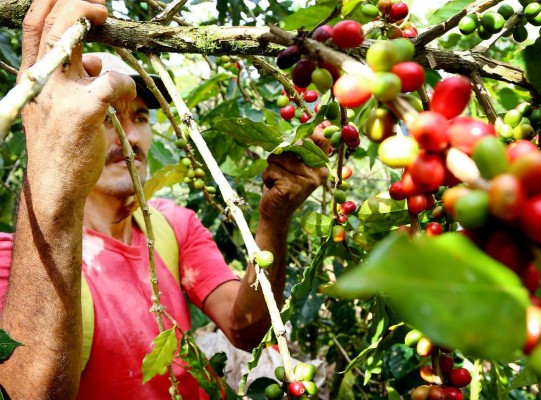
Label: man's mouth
xmin=106 ymin=147 xmax=146 ymax=166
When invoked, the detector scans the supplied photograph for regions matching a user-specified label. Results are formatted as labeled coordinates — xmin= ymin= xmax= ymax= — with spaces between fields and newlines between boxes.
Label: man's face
xmin=92 ymin=95 xmax=152 ymax=198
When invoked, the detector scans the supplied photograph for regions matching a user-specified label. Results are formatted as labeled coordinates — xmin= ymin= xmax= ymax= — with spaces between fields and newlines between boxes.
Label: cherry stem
xmin=416 ymin=86 xmax=430 ymax=111
xmin=431 ymin=348 xmax=443 ymax=386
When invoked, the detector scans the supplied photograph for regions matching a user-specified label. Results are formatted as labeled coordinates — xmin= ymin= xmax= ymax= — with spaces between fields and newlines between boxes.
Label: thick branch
xmin=0 ymin=1 xmax=533 ymax=90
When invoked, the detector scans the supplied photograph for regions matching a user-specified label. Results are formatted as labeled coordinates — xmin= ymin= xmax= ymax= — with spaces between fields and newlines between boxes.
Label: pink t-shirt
xmin=0 ymin=198 xmax=238 ymax=400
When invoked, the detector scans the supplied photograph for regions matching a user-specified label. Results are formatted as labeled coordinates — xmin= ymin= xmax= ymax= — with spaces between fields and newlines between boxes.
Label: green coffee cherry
xmin=205 ymin=186 xmax=216 ymax=194
xmin=255 ymin=250 xmax=274 ymax=268
xmin=174 ymin=138 xmax=187 ymax=149
xmin=366 ymin=40 xmax=397 ymax=72
xmin=404 ymin=329 xmax=424 ymax=347
xmin=323 ymin=125 xmax=340 ymax=138
xmin=274 ymin=366 xmax=285 ymax=381
xmin=514 ymin=124 xmax=535 ymax=140
xmin=264 ymin=383 xmax=284 ymax=400
xmin=195 ymin=168 xmax=205 ymax=178
xmin=513 ymin=25 xmax=529 ymax=42
xmin=276 ymin=95 xmax=290 ymax=108
xmin=498 ymin=4 xmax=514 ymax=19
xmin=391 ymin=38 xmax=415 ymax=63
xmin=294 ymin=363 xmax=317 ymax=381
xmin=458 ymin=14 xmax=479 ymax=35
xmin=361 ymin=4 xmax=380 ymax=18
xmin=504 ymin=109 xmax=523 ymax=128
xmin=330 ymin=131 xmax=343 ymax=147
xmin=334 ymin=190 xmax=347 ymax=204
xmin=346 ymin=108 xmax=356 ymax=120
xmin=325 ymin=101 xmax=340 ymax=120
xmin=472 ymin=136 xmax=509 ymax=179
xmin=187 ymin=168 xmax=196 ymax=179
xmin=481 ymin=12 xmax=505 ymax=33
xmin=193 ymin=179 xmax=205 ymax=190
xmin=453 ymin=190 xmax=490 ymax=229
xmin=311 ymin=68 xmax=334 ymax=92
xmin=525 ymin=3 xmax=541 ymax=19
xmin=496 ymin=123 xmax=514 ymax=140
xmin=478 ymin=25 xmax=493 ymax=40
xmin=181 ymin=157 xmax=192 ymax=167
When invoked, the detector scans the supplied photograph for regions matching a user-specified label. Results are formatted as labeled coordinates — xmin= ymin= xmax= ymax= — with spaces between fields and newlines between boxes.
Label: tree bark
xmin=0 ymin=0 xmax=534 ymax=91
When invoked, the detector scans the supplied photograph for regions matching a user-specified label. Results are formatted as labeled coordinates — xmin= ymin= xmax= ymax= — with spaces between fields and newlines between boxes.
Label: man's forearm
xmin=230 ymin=216 xmax=290 ymax=349
xmin=0 ymin=180 xmax=85 ymax=399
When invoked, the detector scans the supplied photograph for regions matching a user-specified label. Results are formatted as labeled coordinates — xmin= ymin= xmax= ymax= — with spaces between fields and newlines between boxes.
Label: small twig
xmin=416 ymin=86 xmax=430 ymax=111
xmin=248 ymin=56 xmax=312 ymax=117
xmin=0 ymin=60 xmax=18 ymax=75
xmin=413 ymin=0 xmax=504 ymax=48
xmin=142 ymin=0 xmax=189 ymax=25
xmin=106 ymin=108 xmax=179 ymax=395
xmin=149 ymin=53 xmax=298 ymax=382
xmin=151 ymin=0 xmax=188 ymax=25
xmin=332 ymin=337 xmax=364 ymax=377
xmin=0 ymin=18 xmax=90 ymax=142
xmin=472 ymin=8 xmax=524 ymax=53
xmin=308 ymin=6 xmax=341 ymax=36
xmin=470 ymin=70 xmax=499 ymax=124
xmin=431 ymin=348 xmax=443 ymax=385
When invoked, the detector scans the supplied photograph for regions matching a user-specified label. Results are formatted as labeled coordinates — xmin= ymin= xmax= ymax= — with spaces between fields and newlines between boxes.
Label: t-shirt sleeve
xmin=150 ymin=199 xmax=238 ymax=310
xmin=0 ymin=233 xmax=14 ymax=313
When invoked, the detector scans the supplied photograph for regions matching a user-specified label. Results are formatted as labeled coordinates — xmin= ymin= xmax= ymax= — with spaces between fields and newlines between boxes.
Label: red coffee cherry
xmin=448 ymin=116 xmax=496 ymax=156
xmin=389 ymin=180 xmax=407 ymax=201
xmin=276 ymin=45 xmax=302 ymax=69
xmin=292 ymin=60 xmax=316 ymax=88
xmin=341 ymin=124 xmax=360 ymax=144
xmin=342 ymin=166 xmax=353 ymax=180
xmin=403 ymin=26 xmax=418 ymax=38
xmin=288 ymin=381 xmax=306 ymax=397
xmin=439 ymin=354 xmax=454 ymax=375
xmin=430 ymin=76 xmax=472 ymax=119
xmin=449 ymin=368 xmax=472 ymax=388
xmin=388 ymin=1 xmax=409 ymax=22
xmin=312 ymin=24 xmax=333 ymax=42
xmin=280 ymin=105 xmax=296 ymax=120
xmin=341 ymin=201 xmax=357 ymax=215
xmin=320 ymin=60 xmax=342 ymax=82
xmin=337 ymin=213 xmax=348 ymax=224
xmin=428 ymin=385 xmax=445 ymax=400
xmin=408 ymin=194 xmax=428 ymax=215
xmin=488 ymin=173 xmax=526 ymax=222
xmin=443 ymin=387 xmax=463 ymax=400
xmin=522 ymin=263 xmax=541 ymax=294
xmin=410 ymin=111 xmax=451 ymax=152
xmin=425 ymin=222 xmax=443 ymax=236
xmin=303 ymin=90 xmax=319 ymax=103
xmin=299 ymin=112 xmax=310 ymax=123
xmin=334 ymin=74 xmax=372 ymax=108
xmin=506 ymin=140 xmax=538 ymax=163
xmin=391 ymin=62 xmax=425 ymax=93
xmin=520 ymin=195 xmax=541 ymax=244
xmin=332 ymin=20 xmax=365 ymax=48
xmin=410 ymin=152 xmax=446 ymax=193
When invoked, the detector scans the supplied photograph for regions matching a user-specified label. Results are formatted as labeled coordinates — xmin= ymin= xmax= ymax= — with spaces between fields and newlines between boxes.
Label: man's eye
xmin=135 ymin=116 xmax=149 ymax=123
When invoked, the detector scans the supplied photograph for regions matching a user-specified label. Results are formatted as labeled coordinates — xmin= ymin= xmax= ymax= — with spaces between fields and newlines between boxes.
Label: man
xmin=0 ymin=0 xmax=328 ymax=399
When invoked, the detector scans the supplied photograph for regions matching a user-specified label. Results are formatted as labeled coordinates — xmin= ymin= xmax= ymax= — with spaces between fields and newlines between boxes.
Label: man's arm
xmin=203 ymin=137 xmax=329 ymax=351
xmin=0 ymin=1 xmax=135 ymax=398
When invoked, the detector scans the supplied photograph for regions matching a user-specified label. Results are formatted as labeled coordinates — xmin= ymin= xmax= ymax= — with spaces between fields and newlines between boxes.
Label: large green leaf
xmin=299 ymin=211 xmax=333 ymax=237
xmin=185 ymin=73 xmax=231 ymax=108
xmin=0 ymin=329 xmax=22 ymax=361
xmin=523 ymin=38 xmax=541 ymax=95
xmin=282 ymin=5 xmax=335 ymax=30
xmin=214 ymin=118 xmax=283 ymax=151
xmin=327 ymin=233 xmax=530 ymax=360
xmin=428 ymin=0 xmax=475 ymax=25
xmin=144 ymin=163 xmax=187 ymax=199
xmin=282 ymin=139 xmax=329 ymax=167
xmin=142 ymin=328 xmax=178 ymax=383
xmin=294 ymin=104 xmax=328 ymax=141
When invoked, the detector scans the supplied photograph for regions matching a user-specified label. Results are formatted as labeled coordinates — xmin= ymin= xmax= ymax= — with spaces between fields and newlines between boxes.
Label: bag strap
xmin=81 ymin=205 xmax=180 ymax=370
xmin=133 ymin=206 xmax=180 ymax=285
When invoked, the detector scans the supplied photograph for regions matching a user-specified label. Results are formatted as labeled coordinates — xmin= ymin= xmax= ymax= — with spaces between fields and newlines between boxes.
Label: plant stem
xmin=149 ymin=53 xmax=298 ymax=382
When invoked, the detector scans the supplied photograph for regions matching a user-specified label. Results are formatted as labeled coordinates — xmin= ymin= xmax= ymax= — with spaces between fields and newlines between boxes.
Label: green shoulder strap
xmin=81 ymin=206 xmax=180 ymax=370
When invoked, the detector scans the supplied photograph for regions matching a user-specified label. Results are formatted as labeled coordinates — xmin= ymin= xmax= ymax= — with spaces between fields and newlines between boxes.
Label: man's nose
xmin=119 ymin=117 xmax=142 ymax=147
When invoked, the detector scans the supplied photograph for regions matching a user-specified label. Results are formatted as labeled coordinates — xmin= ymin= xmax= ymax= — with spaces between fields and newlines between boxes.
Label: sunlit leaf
xmin=523 ymin=38 xmax=541 ymax=95
xmin=282 ymin=5 xmax=335 ymax=30
xmin=282 ymin=139 xmax=329 ymax=167
xmin=428 ymin=0 xmax=475 ymax=25
xmin=214 ymin=118 xmax=283 ymax=151
xmin=299 ymin=211 xmax=333 ymax=237
xmin=327 ymin=233 xmax=529 ymax=360
xmin=185 ymin=73 xmax=231 ymax=108
xmin=142 ymin=328 xmax=177 ymax=383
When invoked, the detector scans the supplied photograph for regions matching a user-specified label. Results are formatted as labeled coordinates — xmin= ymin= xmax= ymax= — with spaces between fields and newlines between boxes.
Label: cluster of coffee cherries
xmin=497 ymin=102 xmax=541 ymax=142
xmin=329 ymin=165 xmax=358 ymax=242
xmin=405 ymin=329 xmax=472 ymax=400
xmin=364 ymin=0 xmax=418 ymax=39
xmin=264 ymin=363 xmax=318 ymax=399
xmin=458 ymin=1 xmax=539 ymax=42
xmin=277 ymin=87 xmax=319 ymax=123
xmin=383 ymin=76 xmax=475 ymax=217
xmin=214 ymin=55 xmax=240 ymax=73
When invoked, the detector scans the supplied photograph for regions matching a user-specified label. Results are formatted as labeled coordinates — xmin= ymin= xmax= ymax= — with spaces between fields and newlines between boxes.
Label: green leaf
xmin=506 ymin=365 xmax=541 ymax=392
xmin=357 ymin=193 xmax=408 ymax=224
xmin=299 ymin=211 xmax=333 ymax=237
xmin=238 ymin=329 xmax=275 ymax=395
xmin=142 ymin=328 xmax=177 ymax=383
xmin=342 ymin=0 xmax=363 ymax=16
xmin=337 ymin=370 xmax=356 ymax=400
xmin=185 ymin=73 xmax=231 ymax=108
xmin=283 ymin=139 xmax=329 ymax=167
xmin=523 ymin=38 xmax=541 ymax=95
xmin=0 ymin=329 xmax=22 ymax=361
xmin=282 ymin=5 xmax=335 ymax=30
xmin=149 ymin=140 xmax=176 ymax=173
xmin=294 ymin=105 xmax=327 ymax=141
xmin=367 ymin=141 xmax=378 ymax=169
xmin=143 ymin=163 xmax=187 ymax=200
xmin=209 ymin=352 xmax=227 ymax=377
xmin=327 ymin=233 xmax=530 ymax=360
xmin=214 ymin=118 xmax=283 ymax=151
xmin=428 ymin=0 xmax=475 ymax=25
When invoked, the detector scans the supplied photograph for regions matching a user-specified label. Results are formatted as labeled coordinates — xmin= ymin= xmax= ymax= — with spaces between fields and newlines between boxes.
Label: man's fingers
xmin=82 ymin=54 xmax=103 ymax=77
xmin=40 ymin=0 xmax=108 ymax=59
xmin=20 ymin=0 xmax=56 ymax=75
xmin=89 ymin=71 xmax=137 ymax=112
xmin=309 ymin=127 xmax=332 ymax=155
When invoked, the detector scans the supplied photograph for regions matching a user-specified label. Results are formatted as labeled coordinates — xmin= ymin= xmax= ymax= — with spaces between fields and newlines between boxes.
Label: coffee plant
xmin=1 ymin=0 xmax=541 ymax=399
